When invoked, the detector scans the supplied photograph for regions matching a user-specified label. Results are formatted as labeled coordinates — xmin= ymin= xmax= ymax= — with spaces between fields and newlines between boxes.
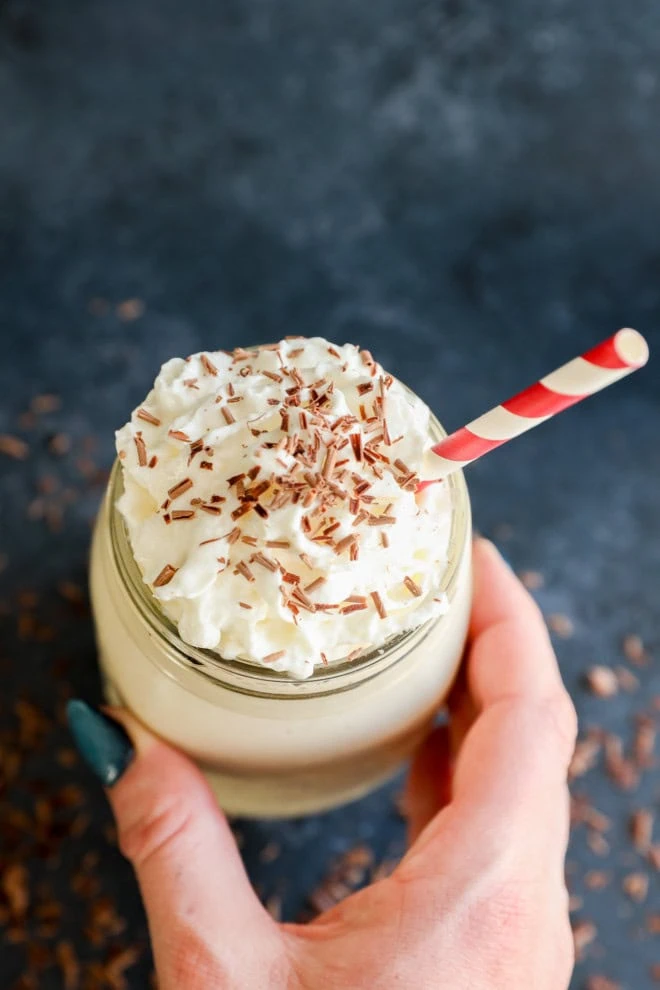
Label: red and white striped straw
xmin=426 ymin=329 xmax=649 ymax=480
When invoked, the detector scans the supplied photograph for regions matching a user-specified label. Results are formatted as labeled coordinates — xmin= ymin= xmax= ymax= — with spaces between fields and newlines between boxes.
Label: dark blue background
xmin=1 ymin=0 xmax=659 ymax=986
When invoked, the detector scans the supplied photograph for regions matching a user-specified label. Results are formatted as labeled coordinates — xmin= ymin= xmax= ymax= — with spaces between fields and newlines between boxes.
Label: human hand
xmin=68 ymin=539 xmax=577 ymax=990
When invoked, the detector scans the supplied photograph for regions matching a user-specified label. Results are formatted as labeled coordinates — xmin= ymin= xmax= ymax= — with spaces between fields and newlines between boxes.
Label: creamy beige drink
xmin=90 ymin=338 xmax=472 ymax=815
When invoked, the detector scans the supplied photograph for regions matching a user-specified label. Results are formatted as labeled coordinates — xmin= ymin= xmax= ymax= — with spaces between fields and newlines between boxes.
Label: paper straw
xmin=426 ymin=329 xmax=649 ymax=480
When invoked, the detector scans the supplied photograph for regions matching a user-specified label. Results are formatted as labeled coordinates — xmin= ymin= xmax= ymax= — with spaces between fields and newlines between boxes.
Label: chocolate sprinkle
xmin=136 ymin=408 xmax=161 ymax=426
xmin=153 ymin=564 xmax=178 ymax=587
xmin=200 ymin=353 xmax=218 ymax=376
xmin=334 ymin=534 xmax=357 ymax=555
xmin=235 ymin=560 xmax=255 ymax=582
xmin=370 ymin=590 xmax=387 ymax=619
xmin=167 ymin=478 xmax=193 ymax=500
xmin=403 ymin=576 xmax=423 ymax=597
xmin=134 ymin=435 xmax=148 ymax=467
xmin=199 ymin=503 xmax=223 ymax=515
xmin=263 ymin=650 xmax=286 ymax=663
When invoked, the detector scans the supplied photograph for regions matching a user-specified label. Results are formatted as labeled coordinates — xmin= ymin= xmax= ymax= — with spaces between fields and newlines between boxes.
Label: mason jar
xmin=90 ymin=412 xmax=472 ymax=818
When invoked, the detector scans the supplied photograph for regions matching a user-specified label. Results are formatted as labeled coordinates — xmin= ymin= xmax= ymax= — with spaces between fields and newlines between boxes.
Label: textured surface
xmin=1 ymin=0 xmax=659 ymax=986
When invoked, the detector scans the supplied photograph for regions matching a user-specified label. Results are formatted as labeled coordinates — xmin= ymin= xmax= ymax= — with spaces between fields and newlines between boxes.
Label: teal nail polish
xmin=66 ymin=700 xmax=134 ymax=787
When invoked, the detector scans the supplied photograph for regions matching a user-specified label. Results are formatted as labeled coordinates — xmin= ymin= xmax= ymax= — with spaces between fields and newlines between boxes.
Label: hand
xmin=70 ymin=539 xmax=577 ymax=990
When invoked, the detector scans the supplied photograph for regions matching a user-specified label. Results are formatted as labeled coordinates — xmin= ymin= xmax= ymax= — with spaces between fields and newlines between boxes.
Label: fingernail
xmin=66 ymin=700 xmax=134 ymax=787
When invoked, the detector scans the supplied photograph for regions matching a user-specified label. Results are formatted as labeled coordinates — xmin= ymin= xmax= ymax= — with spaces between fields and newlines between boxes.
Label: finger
xmin=404 ymin=646 xmax=488 ymax=845
xmin=447 ymin=664 xmax=477 ymax=757
xmin=410 ymin=540 xmax=577 ymax=871
xmin=456 ymin=539 xmax=576 ymax=853
xmin=404 ymin=664 xmax=477 ymax=844
xmin=69 ymin=702 xmax=276 ymax=984
xmin=404 ymin=725 xmax=452 ymax=844
xmin=467 ymin=539 xmax=567 ymax=703
xmin=107 ymin=710 xmax=275 ymax=957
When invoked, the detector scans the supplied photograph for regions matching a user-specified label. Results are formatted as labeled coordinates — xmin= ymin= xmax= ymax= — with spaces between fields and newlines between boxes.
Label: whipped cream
xmin=116 ymin=337 xmax=454 ymax=678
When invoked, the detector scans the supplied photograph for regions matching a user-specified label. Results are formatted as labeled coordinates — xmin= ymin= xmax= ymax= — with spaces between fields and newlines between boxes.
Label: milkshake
xmin=90 ymin=338 xmax=472 ymax=815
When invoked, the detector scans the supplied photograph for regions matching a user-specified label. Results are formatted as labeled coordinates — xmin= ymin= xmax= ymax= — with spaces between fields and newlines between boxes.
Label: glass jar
xmin=90 ymin=412 xmax=472 ymax=818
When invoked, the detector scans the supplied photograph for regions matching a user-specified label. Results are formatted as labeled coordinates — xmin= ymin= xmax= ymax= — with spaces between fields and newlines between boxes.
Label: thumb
xmin=67 ymin=701 xmax=275 ymax=985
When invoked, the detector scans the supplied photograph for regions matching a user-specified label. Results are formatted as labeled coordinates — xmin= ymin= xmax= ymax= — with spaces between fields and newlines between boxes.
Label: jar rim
xmin=107 ymin=403 xmax=470 ymax=695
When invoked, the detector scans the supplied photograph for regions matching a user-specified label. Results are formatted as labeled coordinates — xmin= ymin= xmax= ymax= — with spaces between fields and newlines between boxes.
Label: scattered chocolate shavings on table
xmin=584 ymin=870 xmax=611 ymax=891
xmin=0 ymin=433 xmax=29 ymax=459
xmin=88 ymin=297 xmax=110 ymax=316
xmin=370 ymin=858 xmax=399 ymax=883
xmin=569 ymin=732 xmax=602 ymax=780
xmin=585 ymin=666 xmax=619 ymax=698
xmin=571 ymin=796 xmax=611 ymax=833
xmin=572 ymin=919 xmax=598 ymax=959
xmin=518 ymin=569 xmax=544 ymax=590
xmin=615 ymin=666 xmax=640 ymax=692
xmin=307 ymin=845 xmax=375 ymax=916
xmin=2 ymin=864 xmax=29 ymax=919
xmin=265 ymin=894 xmax=282 ymax=920
xmin=622 ymin=634 xmax=648 ymax=665
xmin=622 ymin=871 xmax=650 ymax=902
xmin=31 ymin=394 xmax=62 ymax=415
xmin=48 ymin=433 xmax=72 ymax=456
xmin=55 ymin=941 xmax=80 ymax=990
xmin=630 ymin=809 xmax=654 ymax=853
xmin=548 ymin=598 xmax=659 ymax=985
xmin=604 ymin=733 xmax=640 ymax=790
xmin=586 ymin=977 xmax=622 ymax=990
xmin=0 ymin=543 xmax=152 ymax=988
xmin=258 ymin=842 xmax=281 ymax=864
xmin=116 ymin=298 xmax=145 ymax=321
xmin=57 ymin=581 xmax=87 ymax=608
xmin=586 ymin=831 xmax=610 ymax=857
xmin=569 ymin=894 xmax=584 ymax=912
xmin=634 ymin=716 xmax=656 ymax=768
xmin=547 ymin=612 xmax=575 ymax=638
